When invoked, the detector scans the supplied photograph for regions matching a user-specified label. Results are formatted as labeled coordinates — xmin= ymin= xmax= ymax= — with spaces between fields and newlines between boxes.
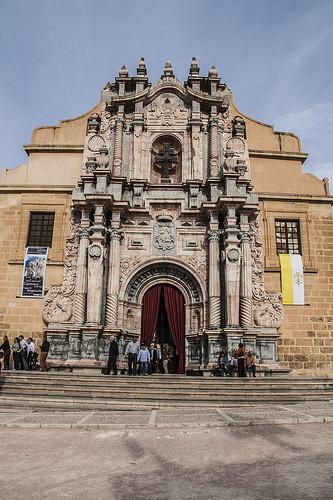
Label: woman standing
xmin=12 ymin=337 xmax=22 ymax=370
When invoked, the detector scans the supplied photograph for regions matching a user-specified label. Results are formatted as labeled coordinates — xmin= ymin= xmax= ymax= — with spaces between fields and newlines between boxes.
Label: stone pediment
xmin=147 ymin=92 xmax=188 ymax=127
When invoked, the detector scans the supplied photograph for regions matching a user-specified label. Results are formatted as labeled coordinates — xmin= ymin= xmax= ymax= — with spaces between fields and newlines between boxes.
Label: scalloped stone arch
xmin=123 ymin=261 xmax=204 ymax=305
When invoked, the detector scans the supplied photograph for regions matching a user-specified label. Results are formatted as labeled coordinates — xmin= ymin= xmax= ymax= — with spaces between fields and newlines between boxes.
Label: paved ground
xmin=0 ymin=401 xmax=332 ymax=428
xmin=0 ymin=421 xmax=332 ymax=500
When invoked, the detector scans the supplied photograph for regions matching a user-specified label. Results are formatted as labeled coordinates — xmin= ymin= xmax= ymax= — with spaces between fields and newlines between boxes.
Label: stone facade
xmin=0 ymin=58 xmax=332 ymax=373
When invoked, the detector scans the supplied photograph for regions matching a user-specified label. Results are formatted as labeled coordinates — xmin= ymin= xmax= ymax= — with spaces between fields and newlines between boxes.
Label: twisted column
xmin=106 ymin=228 xmax=123 ymax=327
xmin=74 ymin=228 xmax=89 ymax=324
xmin=207 ymin=229 xmax=221 ymax=328
xmin=113 ymin=117 xmax=124 ymax=176
xmin=240 ymin=232 xmax=253 ymax=328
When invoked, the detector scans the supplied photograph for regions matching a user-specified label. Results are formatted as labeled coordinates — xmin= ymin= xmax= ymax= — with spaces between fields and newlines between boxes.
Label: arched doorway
xmin=141 ymin=284 xmax=185 ymax=374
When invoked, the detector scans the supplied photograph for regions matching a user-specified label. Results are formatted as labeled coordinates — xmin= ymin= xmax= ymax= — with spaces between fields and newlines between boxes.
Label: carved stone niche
xmin=151 ymin=135 xmax=182 ymax=183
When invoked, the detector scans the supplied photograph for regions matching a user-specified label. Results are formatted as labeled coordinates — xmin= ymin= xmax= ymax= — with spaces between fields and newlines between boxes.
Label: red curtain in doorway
xmin=163 ymin=285 xmax=185 ymax=374
xmin=141 ymin=285 xmax=162 ymax=346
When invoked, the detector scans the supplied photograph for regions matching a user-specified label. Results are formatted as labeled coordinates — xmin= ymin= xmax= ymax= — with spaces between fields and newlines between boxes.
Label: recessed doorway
xmin=141 ymin=284 xmax=185 ymax=374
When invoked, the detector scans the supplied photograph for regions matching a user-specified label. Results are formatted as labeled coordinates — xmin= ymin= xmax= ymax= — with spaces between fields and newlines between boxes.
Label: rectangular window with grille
xmin=27 ymin=212 xmax=55 ymax=248
xmin=275 ymin=219 xmax=301 ymax=254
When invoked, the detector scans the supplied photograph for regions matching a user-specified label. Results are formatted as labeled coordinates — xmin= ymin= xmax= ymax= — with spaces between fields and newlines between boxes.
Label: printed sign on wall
xmin=21 ymin=247 xmax=49 ymax=298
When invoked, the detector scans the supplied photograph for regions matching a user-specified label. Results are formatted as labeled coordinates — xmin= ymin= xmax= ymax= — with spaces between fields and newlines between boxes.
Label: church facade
xmin=1 ymin=59 xmax=332 ymax=373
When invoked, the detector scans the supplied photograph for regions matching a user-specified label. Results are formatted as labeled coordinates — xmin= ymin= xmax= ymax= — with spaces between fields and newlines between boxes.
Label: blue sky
xmin=1 ymin=0 xmax=332 ymax=189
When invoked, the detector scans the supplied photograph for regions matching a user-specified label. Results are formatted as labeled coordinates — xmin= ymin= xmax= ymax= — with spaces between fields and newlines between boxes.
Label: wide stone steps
xmin=1 ymin=372 xmax=332 ymax=410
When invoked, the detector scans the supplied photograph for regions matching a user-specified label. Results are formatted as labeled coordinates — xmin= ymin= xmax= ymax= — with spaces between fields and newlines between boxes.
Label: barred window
xmin=27 ymin=212 xmax=55 ymax=248
xmin=275 ymin=220 xmax=301 ymax=254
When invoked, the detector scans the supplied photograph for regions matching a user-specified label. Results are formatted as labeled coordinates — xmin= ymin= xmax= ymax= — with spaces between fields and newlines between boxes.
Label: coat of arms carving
xmin=153 ymin=214 xmax=176 ymax=251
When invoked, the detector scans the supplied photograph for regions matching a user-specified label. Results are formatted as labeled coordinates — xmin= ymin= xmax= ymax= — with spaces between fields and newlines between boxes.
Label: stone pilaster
xmin=207 ymin=227 xmax=221 ymax=329
xmin=86 ymin=206 xmax=105 ymax=324
xmin=240 ymin=230 xmax=253 ymax=328
xmin=223 ymin=208 xmax=241 ymax=327
xmin=105 ymin=227 xmax=123 ymax=328
xmin=73 ymin=226 xmax=89 ymax=324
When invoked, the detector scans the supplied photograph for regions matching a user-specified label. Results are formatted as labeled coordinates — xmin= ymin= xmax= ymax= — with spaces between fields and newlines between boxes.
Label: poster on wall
xmin=21 ymin=247 xmax=49 ymax=298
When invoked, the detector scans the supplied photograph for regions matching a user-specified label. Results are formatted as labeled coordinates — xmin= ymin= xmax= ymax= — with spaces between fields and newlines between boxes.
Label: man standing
xmin=106 ymin=335 xmax=119 ymax=375
xmin=40 ymin=333 xmax=50 ymax=371
xmin=137 ymin=344 xmax=150 ymax=376
xmin=125 ymin=338 xmax=139 ymax=375
xmin=19 ymin=335 xmax=28 ymax=370
xmin=0 ymin=335 xmax=10 ymax=370
xmin=26 ymin=338 xmax=36 ymax=370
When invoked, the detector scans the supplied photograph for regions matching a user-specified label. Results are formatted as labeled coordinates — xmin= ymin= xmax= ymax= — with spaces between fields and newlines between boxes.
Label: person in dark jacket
xmin=40 ymin=333 xmax=50 ymax=371
xmin=106 ymin=335 xmax=119 ymax=375
xmin=235 ymin=342 xmax=246 ymax=377
xmin=0 ymin=335 xmax=11 ymax=370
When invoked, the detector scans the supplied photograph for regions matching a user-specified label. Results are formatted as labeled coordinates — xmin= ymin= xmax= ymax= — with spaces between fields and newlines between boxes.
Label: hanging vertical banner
xmin=279 ymin=254 xmax=304 ymax=305
xmin=21 ymin=247 xmax=49 ymax=298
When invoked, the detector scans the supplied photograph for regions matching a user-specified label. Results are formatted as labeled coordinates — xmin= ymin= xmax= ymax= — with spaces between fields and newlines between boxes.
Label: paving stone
xmin=0 ymin=413 xmax=29 ymax=423
xmin=156 ymin=412 xmax=220 ymax=424
xmin=88 ymin=411 xmax=150 ymax=425
xmin=15 ymin=412 xmax=85 ymax=424
xmin=223 ymin=410 xmax=308 ymax=422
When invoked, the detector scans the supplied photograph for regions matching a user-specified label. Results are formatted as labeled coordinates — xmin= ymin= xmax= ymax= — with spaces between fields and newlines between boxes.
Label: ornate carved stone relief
xmin=148 ymin=94 xmax=187 ymax=126
xmin=88 ymin=135 xmax=106 ymax=152
xmin=153 ymin=214 xmax=176 ymax=251
xmin=182 ymin=255 xmax=207 ymax=282
xmin=43 ymin=220 xmax=80 ymax=324
xmin=120 ymin=256 xmax=144 ymax=283
xmin=250 ymin=220 xmax=283 ymax=328
xmin=100 ymin=110 xmax=114 ymax=141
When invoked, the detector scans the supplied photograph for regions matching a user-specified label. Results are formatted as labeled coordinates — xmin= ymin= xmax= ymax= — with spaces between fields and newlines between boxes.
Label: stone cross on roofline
xmin=155 ymin=143 xmax=178 ymax=179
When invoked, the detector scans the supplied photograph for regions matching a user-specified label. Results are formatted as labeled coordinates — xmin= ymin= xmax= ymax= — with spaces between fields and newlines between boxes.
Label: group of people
xmin=104 ymin=336 xmax=170 ymax=376
xmin=211 ymin=343 xmax=257 ymax=378
xmin=1 ymin=334 xmax=256 ymax=378
xmin=0 ymin=334 xmax=50 ymax=372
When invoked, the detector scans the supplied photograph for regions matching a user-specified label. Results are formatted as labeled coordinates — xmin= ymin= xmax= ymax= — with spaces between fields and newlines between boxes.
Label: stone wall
xmin=262 ymin=201 xmax=333 ymax=370
xmin=0 ymin=192 xmax=70 ymax=347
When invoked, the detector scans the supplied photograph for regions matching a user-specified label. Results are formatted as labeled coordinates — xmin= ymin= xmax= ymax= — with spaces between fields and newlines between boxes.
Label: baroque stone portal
xmin=43 ymin=58 xmax=283 ymax=370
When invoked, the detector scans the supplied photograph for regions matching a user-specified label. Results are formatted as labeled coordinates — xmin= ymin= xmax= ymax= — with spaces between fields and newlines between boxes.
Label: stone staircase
xmin=0 ymin=371 xmax=332 ymax=411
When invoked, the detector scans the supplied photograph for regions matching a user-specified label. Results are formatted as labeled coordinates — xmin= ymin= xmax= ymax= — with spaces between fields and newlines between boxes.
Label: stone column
xmin=105 ymin=227 xmax=123 ymax=328
xmin=207 ymin=228 xmax=221 ymax=329
xmin=86 ymin=206 xmax=105 ymax=324
xmin=209 ymin=107 xmax=219 ymax=177
xmin=74 ymin=212 xmax=90 ymax=324
xmin=113 ymin=108 xmax=124 ymax=177
xmin=240 ymin=231 xmax=253 ymax=328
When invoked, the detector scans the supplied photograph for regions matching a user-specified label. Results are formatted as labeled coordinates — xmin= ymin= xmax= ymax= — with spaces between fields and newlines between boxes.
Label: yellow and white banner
xmin=279 ymin=254 xmax=304 ymax=305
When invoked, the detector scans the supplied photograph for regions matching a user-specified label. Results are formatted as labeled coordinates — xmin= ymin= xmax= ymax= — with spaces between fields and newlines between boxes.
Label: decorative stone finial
xmin=189 ymin=57 xmax=200 ymax=76
xmin=137 ymin=57 xmax=147 ymax=76
xmin=208 ymin=65 xmax=218 ymax=78
xmin=87 ymin=113 xmax=100 ymax=134
xmin=163 ymin=60 xmax=174 ymax=77
xmin=233 ymin=116 xmax=246 ymax=138
xmin=119 ymin=65 xmax=128 ymax=78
